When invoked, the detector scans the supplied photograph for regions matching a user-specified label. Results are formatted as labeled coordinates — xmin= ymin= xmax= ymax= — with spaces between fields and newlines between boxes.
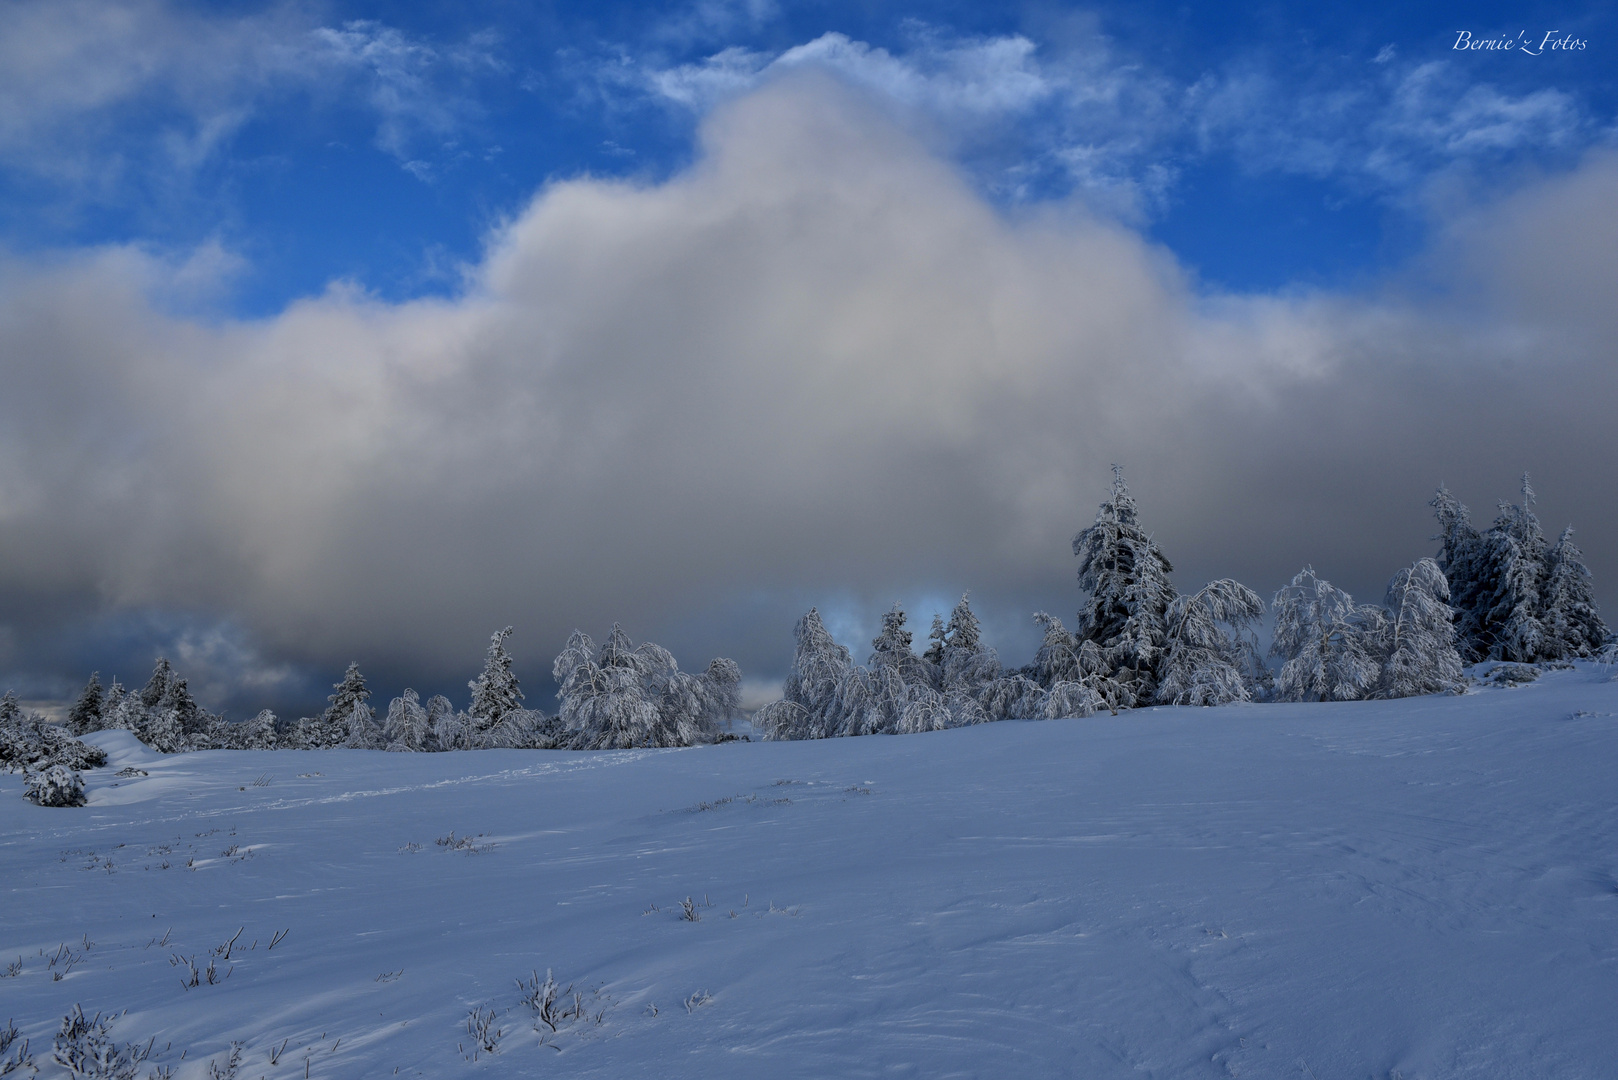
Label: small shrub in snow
xmin=205 ymin=1043 xmax=242 ymax=1080
xmin=463 ymin=1006 xmax=501 ymax=1057
xmin=1 ymin=1019 xmax=33 ymax=1076
xmin=25 ymin=766 xmax=87 ymax=807
xmin=52 ymin=1005 xmax=156 ymax=1079
xmin=1481 ymin=663 xmax=1541 ymax=687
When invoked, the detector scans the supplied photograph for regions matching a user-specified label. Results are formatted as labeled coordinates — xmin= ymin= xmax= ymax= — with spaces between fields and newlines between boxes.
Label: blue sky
xmin=7 ymin=0 xmax=1612 ymax=308
xmin=2 ymin=0 xmax=1616 ymax=714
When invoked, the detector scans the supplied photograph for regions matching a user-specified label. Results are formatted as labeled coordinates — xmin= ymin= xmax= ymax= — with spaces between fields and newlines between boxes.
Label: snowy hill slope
xmin=3 ymin=666 xmax=1616 ymax=1079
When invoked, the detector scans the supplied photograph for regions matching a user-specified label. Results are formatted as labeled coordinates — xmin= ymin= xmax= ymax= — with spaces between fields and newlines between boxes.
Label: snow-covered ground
xmin=4 ymin=666 xmax=1617 ymax=1079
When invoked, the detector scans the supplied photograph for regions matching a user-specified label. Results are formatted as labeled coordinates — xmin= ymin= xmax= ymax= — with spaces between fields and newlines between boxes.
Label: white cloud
xmin=1 ymin=75 xmax=1614 ymax=700
xmin=635 ymin=27 xmax=1602 ymax=218
xmin=0 ymin=0 xmax=491 ymax=193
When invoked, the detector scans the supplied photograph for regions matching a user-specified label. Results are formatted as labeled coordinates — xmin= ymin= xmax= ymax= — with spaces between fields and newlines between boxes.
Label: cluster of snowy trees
xmin=1431 ymin=476 xmax=1607 ymax=663
xmin=49 ymin=625 xmax=742 ymax=755
xmin=758 ymin=469 xmax=1609 ymax=740
xmin=12 ymin=469 xmax=1608 ymax=762
xmin=757 ymin=469 xmax=1272 ymax=739
xmin=1 ymin=690 xmax=107 ymax=773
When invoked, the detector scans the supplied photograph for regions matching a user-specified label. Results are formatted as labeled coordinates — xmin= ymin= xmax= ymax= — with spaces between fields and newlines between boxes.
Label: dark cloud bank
xmin=2 ymin=74 xmax=1614 ymax=715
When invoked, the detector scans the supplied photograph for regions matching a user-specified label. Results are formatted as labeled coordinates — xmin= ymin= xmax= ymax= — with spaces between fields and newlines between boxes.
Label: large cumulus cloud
xmin=1 ymin=73 xmax=1613 ymax=711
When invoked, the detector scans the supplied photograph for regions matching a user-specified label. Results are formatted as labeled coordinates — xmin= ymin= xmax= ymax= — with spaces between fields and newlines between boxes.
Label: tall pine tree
xmin=469 ymin=627 xmax=524 ymax=729
xmin=1072 ymin=467 xmax=1176 ymax=703
xmin=1542 ymin=526 xmax=1608 ymax=658
xmin=66 ymin=673 xmax=105 ymax=736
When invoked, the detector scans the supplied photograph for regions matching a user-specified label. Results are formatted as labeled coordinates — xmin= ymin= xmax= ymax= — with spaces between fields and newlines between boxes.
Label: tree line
xmin=756 ymin=469 xmax=1609 ymax=739
xmin=27 ymin=625 xmax=741 ymax=756
xmin=6 ymin=468 xmax=1608 ymax=762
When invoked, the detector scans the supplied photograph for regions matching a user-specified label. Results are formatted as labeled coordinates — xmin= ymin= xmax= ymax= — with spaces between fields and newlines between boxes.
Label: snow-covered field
xmin=4 ymin=666 xmax=1617 ymax=1079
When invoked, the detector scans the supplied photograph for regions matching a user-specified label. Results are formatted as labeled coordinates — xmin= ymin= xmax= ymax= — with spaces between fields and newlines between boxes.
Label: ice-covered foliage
xmin=1156 ymin=580 xmax=1266 ymax=706
xmin=1430 ymin=476 xmax=1606 ymax=664
xmin=326 ymin=662 xmax=374 ymax=727
xmin=426 ymin=694 xmax=464 ymax=751
xmin=937 ymin=595 xmax=1002 ymax=697
xmin=554 ymin=625 xmax=736 ymax=749
xmin=1542 ymin=527 xmax=1607 ymax=658
xmin=24 ymin=764 xmax=87 ymax=807
xmin=1478 ymin=479 xmax=1549 ymax=664
xmin=1270 ymin=568 xmax=1385 ymax=702
xmin=468 ymin=627 xmax=525 ymax=736
xmin=342 ymin=700 xmax=385 ymax=749
xmin=1024 ymin=613 xmax=1131 ymax=712
xmin=1 ymin=707 xmax=108 ymax=774
xmin=1430 ymin=486 xmax=1490 ymax=662
xmin=1072 ymin=467 xmax=1177 ymax=701
xmin=66 ymin=672 xmax=105 ymax=736
xmin=287 ymin=663 xmax=377 ymax=750
xmin=231 ymin=710 xmax=281 ymax=750
xmin=761 ymin=605 xmax=1113 ymax=738
xmin=1376 ymin=558 xmax=1464 ymax=698
xmin=754 ymin=609 xmax=857 ymax=741
xmin=139 ymin=658 xmax=173 ymax=710
xmin=51 ymin=1005 xmax=154 ymax=1077
xmin=384 ymin=689 xmax=431 ymax=751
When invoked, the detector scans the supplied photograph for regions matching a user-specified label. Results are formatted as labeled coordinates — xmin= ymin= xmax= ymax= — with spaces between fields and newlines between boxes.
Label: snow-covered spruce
xmin=553 ymin=625 xmax=739 ymax=749
xmin=757 ymin=603 xmax=1109 ymax=741
xmin=1071 ymin=466 xmax=1177 ymax=704
xmin=1429 ymin=475 xmax=1608 ymax=663
xmin=1 ymin=695 xmax=108 ymax=774
xmin=24 ymin=765 xmax=86 ymax=807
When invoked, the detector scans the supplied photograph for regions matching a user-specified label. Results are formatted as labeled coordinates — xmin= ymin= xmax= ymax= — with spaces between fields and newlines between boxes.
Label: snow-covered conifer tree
xmin=1475 ymin=475 xmax=1549 ymax=663
xmin=1542 ymin=526 xmax=1608 ymax=658
xmin=1270 ymin=568 xmax=1385 ymax=702
xmin=754 ymin=609 xmax=857 ymax=740
xmin=921 ymin=614 xmax=947 ymax=685
xmin=1430 ymin=486 xmax=1489 ymax=661
xmin=138 ymin=705 xmax=186 ymax=753
xmin=0 ymin=690 xmax=20 ymax=726
xmin=101 ymin=684 xmax=143 ymax=733
xmin=384 ymin=690 xmax=431 ymax=751
xmin=860 ymin=605 xmax=925 ymax=734
xmin=425 ymin=695 xmax=463 ymax=751
xmin=1028 ymin=613 xmax=1081 ymax=687
xmin=697 ymin=658 xmax=743 ymax=734
xmin=66 ymin=674 xmax=105 ymax=736
xmin=157 ymin=676 xmax=207 ymax=743
xmin=139 ymin=659 xmax=173 ymax=709
xmin=1155 ymin=579 xmax=1265 ymax=706
xmin=554 ymin=628 xmax=663 ymax=749
xmin=1376 ymin=558 xmax=1464 ymax=698
xmin=325 ymin=662 xmax=373 ymax=725
xmin=1072 ymin=467 xmax=1176 ymax=701
xmin=468 ymin=627 xmax=524 ymax=735
xmin=237 ymin=710 xmax=280 ymax=750
xmin=342 ymin=700 xmax=385 ymax=749
xmin=979 ymin=672 xmax=1047 ymax=721
xmin=939 ymin=594 xmax=1001 ymax=697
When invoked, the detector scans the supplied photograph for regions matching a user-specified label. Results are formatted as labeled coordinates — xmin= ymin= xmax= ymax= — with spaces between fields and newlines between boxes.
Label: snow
xmin=4 ymin=667 xmax=1617 ymax=1078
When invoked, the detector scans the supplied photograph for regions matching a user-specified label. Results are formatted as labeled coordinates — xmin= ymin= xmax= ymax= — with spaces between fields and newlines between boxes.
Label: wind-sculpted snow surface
xmin=2 ymin=670 xmax=1617 ymax=1077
